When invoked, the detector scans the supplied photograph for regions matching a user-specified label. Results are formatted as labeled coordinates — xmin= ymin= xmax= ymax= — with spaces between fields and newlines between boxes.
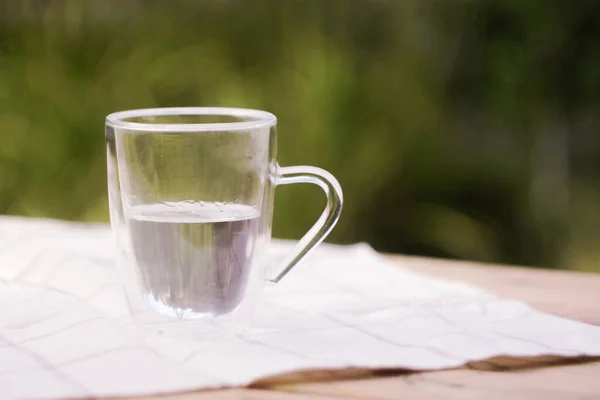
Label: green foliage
xmin=0 ymin=1 xmax=599 ymax=271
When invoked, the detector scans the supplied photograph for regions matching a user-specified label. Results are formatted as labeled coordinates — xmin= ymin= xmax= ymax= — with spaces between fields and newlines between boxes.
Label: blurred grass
xmin=0 ymin=0 xmax=599 ymax=271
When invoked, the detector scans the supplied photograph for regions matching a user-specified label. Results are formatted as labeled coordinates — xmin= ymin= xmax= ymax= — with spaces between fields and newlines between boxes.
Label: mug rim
xmin=106 ymin=107 xmax=277 ymax=132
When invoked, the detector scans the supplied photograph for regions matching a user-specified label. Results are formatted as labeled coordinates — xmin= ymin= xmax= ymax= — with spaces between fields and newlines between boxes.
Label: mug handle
xmin=269 ymin=165 xmax=343 ymax=283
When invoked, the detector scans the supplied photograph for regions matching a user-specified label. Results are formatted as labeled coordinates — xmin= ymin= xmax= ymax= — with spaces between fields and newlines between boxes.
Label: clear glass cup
xmin=105 ymin=107 xmax=342 ymax=331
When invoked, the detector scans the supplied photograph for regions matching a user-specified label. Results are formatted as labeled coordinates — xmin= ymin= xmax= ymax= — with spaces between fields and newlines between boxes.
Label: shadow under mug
xmin=105 ymin=107 xmax=342 ymax=331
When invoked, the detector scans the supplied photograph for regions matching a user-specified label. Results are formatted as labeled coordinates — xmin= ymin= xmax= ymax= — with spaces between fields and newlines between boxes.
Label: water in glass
xmin=126 ymin=201 xmax=260 ymax=319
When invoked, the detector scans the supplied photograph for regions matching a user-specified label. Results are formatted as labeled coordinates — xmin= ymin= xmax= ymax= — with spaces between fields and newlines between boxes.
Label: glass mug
xmin=105 ymin=107 xmax=342 ymax=326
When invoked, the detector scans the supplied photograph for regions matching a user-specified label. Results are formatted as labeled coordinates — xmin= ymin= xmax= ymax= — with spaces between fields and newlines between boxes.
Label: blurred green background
xmin=1 ymin=0 xmax=599 ymax=272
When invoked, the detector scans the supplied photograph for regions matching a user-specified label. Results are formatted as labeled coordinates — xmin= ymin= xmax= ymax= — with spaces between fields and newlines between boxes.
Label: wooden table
xmin=131 ymin=255 xmax=600 ymax=400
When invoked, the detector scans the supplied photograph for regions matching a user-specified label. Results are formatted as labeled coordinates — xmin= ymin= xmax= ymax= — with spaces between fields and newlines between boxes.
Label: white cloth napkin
xmin=0 ymin=217 xmax=599 ymax=399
